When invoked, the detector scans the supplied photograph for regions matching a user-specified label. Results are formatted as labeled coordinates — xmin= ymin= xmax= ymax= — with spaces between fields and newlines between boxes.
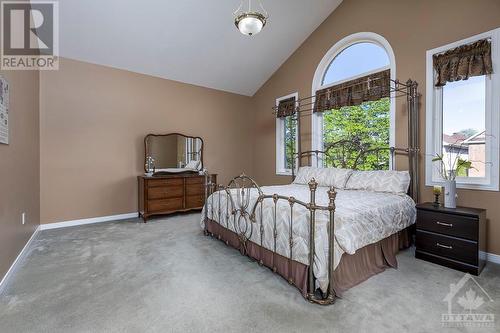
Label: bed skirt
xmin=204 ymin=218 xmax=410 ymax=297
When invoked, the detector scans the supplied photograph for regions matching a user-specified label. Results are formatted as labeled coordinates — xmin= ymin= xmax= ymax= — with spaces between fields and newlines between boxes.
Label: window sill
xmin=276 ymin=171 xmax=293 ymax=176
xmin=426 ymin=180 xmax=499 ymax=192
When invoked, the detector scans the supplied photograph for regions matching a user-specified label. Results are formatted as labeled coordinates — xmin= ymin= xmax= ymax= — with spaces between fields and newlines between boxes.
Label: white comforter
xmin=201 ymin=184 xmax=416 ymax=292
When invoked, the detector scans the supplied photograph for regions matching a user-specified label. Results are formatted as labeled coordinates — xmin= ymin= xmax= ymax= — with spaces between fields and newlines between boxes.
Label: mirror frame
xmin=144 ymin=133 xmax=204 ymax=173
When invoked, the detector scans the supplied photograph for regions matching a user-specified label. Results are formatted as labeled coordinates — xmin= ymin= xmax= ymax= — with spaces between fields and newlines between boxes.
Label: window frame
xmin=425 ymin=28 xmax=500 ymax=191
xmin=311 ymin=32 xmax=396 ymax=169
xmin=276 ymin=92 xmax=299 ymax=176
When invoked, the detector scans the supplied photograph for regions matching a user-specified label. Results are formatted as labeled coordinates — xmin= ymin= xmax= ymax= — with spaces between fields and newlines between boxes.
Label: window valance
xmin=314 ymin=69 xmax=391 ymax=113
xmin=433 ymin=39 xmax=493 ymax=87
xmin=276 ymin=96 xmax=296 ymax=118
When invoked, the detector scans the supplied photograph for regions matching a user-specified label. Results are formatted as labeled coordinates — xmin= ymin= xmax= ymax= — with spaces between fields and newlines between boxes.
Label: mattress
xmin=201 ymin=184 xmax=416 ymax=292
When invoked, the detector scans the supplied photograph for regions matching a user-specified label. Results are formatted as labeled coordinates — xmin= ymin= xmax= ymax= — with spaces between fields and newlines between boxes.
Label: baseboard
xmin=39 ymin=212 xmax=138 ymax=231
xmin=0 ymin=225 xmax=40 ymax=294
xmin=481 ymin=251 xmax=500 ymax=264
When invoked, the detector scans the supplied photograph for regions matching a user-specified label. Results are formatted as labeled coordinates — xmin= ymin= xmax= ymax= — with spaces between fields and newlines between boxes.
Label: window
xmin=312 ymin=33 xmax=395 ymax=169
xmin=276 ymin=93 xmax=298 ymax=175
xmin=426 ymin=28 xmax=500 ymax=191
xmin=322 ymin=42 xmax=390 ymax=85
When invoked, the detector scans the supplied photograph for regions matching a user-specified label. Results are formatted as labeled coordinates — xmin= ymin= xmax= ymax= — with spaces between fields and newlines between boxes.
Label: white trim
xmin=480 ymin=251 xmax=500 ymax=264
xmin=39 ymin=213 xmax=137 ymax=230
xmin=425 ymin=27 xmax=500 ymax=191
xmin=0 ymin=226 xmax=40 ymax=294
xmin=311 ymin=32 xmax=396 ymax=168
xmin=488 ymin=252 xmax=500 ymax=264
xmin=276 ymin=92 xmax=299 ymax=176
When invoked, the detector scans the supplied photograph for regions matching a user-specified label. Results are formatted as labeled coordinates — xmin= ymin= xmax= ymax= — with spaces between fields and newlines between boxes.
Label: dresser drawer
xmin=186 ymin=183 xmax=204 ymax=196
xmin=147 ymin=186 xmax=184 ymax=200
xmin=148 ymin=198 xmax=184 ymax=212
xmin=417 ymin=209 xmax=478 ymax=240
xmin=186 ymin=195 xmax=204 ymax=209
xmin=147 ymin=178 xmax=184 ymax=187
xmin=416 ymin=230 xmax=477 ymax=265
xmin=185 ymin=176 xmax=204 ymax=184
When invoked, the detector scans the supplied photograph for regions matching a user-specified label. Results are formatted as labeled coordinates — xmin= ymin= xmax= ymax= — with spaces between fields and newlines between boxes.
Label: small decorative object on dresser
xmin=415 ymin=202 xmax=486 ymax=275
xmin=432 ymin=186 xmax=442 ymax=207
xmin=432 ymin=153 xmax=474 ymax=208
xmin=443 ymin=180 xmax=456 ymax=208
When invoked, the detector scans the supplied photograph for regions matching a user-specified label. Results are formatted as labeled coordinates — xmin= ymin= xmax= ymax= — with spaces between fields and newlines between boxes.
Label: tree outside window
xmin=322 ymin=97 xmax=390 ymax=170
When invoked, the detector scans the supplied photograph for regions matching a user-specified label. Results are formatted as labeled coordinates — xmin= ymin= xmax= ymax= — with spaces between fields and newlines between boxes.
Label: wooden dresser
xmin=138 ymin=173 xmax=217 ymax=222
xmin=415 ymin=202 xmax=486 ymax=275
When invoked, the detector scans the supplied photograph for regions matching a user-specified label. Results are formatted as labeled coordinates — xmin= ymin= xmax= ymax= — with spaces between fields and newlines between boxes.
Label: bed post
xmin=405 ymin=79 xmax=420 ymax=202
xmin=326 ymin=186 xmax=337 ymax=303
xmin=307 ymin=178 xmax=317 ymax=301
xmin=204 ymin=171 xmax=209 ymax=235
xmin=411 ymin=80 xmax=420 ymax=203
xmin=204 ymin=172 xmax=216 ymax=236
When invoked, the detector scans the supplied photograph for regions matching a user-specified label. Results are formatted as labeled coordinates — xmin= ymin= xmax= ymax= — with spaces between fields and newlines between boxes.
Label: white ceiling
xmin=58 ymin=0 xmax=342 ymax=96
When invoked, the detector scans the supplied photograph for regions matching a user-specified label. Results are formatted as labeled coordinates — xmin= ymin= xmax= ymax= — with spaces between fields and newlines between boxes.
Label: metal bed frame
xmin=203 ymin=79 xmax=420 ymax=305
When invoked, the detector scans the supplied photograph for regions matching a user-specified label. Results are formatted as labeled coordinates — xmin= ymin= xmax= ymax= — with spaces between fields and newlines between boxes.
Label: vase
xmin=443 ymin=180 xmax=457 ymax=208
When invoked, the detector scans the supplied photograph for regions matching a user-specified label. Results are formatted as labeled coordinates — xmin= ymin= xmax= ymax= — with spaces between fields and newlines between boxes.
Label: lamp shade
xmin=235 ymin=13 xmax=266 ymax=36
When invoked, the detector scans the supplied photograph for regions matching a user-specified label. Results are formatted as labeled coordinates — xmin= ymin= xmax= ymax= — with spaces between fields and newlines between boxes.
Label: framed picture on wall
xmin=0 ymin=76 xmax=9 ymax=145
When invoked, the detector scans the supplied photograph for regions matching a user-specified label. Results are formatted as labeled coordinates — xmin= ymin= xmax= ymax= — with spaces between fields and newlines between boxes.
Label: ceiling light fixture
xmin=234 ymin=0 xmax=268 ymax=36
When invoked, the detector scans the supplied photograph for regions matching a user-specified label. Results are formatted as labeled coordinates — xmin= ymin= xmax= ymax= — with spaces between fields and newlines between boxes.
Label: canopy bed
xmin=201 ymin=76 xmax=420 ymax=305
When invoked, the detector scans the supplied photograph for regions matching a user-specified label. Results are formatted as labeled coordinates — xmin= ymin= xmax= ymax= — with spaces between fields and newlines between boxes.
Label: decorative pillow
xmin=293 ymin=166 xmax=353 ymax=189
xmin=345 ymin=170 xmax=411 ymax=194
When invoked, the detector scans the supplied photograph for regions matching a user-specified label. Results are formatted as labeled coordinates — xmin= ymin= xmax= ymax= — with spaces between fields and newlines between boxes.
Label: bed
xmin=202 ymin=181 xmax=415 ymax=286
xmin=201 ymin=79 xmax=420 ymax=305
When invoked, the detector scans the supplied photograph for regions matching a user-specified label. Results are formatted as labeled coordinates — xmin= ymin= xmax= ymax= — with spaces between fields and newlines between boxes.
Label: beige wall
xmin=40 ymin=58 xmax=254 ymax=224
xmin=252 ymin=0 xmax=500 ymax=255
xmin=0 ymin=70 xmax=40 ymax=279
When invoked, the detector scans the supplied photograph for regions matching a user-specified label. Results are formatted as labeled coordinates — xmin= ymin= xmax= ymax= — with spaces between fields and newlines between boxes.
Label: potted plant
xmin=432 ymin=153 xmax=474 ymax=208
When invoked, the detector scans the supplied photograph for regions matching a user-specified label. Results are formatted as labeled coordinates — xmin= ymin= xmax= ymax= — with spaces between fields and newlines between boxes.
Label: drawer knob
xmin=436 ymin=221 xmax=453 ymax=227
xmin=436 ymin=242 xmax=453 ymax=250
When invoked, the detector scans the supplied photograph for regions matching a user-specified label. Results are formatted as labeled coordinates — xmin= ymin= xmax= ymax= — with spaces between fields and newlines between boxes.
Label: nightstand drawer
xmin=417 ymin=209 xmax=478 ymax=240
xmin=416 ymin=230 xmax=478 ymax=265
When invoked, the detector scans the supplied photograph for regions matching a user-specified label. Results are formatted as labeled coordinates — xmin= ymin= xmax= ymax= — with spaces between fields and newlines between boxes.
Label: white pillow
xmin=185 ymin=160 xmax=200 ymax=170
xmin=345 ymin=170 xmax=411 ymax=194
xmin=293 ymin=166 xmax=353 ymax=189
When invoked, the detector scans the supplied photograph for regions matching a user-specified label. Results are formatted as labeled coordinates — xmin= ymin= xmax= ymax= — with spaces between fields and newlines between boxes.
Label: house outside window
xmin=425 ymin=28 xmax=500 ymax=191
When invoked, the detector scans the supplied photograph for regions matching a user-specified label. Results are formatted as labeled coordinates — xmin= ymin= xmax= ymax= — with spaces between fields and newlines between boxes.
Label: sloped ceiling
xmin=59 ymin=0 xmax=343 ymax=96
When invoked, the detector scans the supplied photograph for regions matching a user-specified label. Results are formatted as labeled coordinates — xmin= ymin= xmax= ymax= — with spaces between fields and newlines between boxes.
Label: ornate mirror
xmin=144 ymin=133 xmax=203 ymax=174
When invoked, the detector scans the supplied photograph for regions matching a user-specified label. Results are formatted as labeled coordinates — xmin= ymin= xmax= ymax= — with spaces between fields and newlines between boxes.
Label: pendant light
xmin=234 ymin=0 xmax=268 ymax=36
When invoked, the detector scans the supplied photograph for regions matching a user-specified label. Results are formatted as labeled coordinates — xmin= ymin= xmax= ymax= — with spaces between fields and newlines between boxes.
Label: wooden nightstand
xmin=415 ymin=202 xmax=486 ymax=275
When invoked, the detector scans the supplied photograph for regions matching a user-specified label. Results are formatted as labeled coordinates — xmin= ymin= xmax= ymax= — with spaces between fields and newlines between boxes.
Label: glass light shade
xmin=235 ymin=13 xmax=266 ymax=36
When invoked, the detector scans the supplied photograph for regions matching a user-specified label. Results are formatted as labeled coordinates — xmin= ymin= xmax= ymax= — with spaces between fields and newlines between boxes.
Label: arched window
xmin=312 ymin=33 xmax=395 ymax=170
xmin=322 ymin=42 xmax=389 ymax=85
